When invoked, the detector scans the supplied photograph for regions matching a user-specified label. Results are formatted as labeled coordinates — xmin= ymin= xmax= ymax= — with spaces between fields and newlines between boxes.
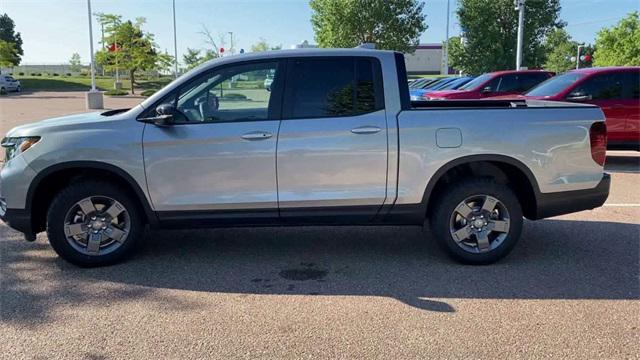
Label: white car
xmin=0 ymin=75 xmax=21 ymax=93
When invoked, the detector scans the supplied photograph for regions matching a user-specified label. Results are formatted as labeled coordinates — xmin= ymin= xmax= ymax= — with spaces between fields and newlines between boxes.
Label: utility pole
xmin=515 ymin=0 xmax=525 ymax=70
xmin=228 ymin=32 xmax=234 ymax=55
xmin=442 ymin=0 xmax=450 ymax=75
xmin=172 ymin=0 xmax=179 ymax=78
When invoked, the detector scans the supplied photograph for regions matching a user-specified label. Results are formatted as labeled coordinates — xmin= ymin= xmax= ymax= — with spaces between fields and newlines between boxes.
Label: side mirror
xmin=481 ymin=86 xmax=493 ymax=94
xmin=566 ymin=92 xmax=592 ymax=102
xmin=139 ymin=103 xmax=175 ymax=127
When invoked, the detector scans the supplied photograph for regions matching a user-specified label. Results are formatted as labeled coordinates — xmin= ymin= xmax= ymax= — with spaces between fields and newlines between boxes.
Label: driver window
xmin=170 ymin=61 xmax=280 ymax=124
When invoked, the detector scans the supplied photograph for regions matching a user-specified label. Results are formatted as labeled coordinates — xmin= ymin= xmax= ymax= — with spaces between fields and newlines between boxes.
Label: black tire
xmin=0 ymin=87 xmax=6 ymax=95
xmin=46 ymin=180 xmax=143 ymax=267
xmin=429 ymin=178 xmax=523 ymax=264
xmin=16 ymin=86 xmax=21 ymax=93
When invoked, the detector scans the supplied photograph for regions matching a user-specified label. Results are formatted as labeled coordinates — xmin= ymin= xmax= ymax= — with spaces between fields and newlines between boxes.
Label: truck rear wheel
xmin=429 ymin=178 xmax=523 ymax=264
xmin=46 ymin=180 xmax=143 ymax=267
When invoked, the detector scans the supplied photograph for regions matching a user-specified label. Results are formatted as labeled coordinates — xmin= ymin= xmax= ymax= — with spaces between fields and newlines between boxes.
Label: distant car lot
xmin=0 ymin=74 xmax=21 ymax=93
xmin=0 ymin=90 xmax=638 ymax=358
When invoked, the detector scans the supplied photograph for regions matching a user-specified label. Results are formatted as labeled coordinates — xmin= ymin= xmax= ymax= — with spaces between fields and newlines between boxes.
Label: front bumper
xmin=0 ymin=158 xmax=37 ymax=241
xmin=0 ymin=204 xmax=35 ymax=241
xmin=533 ymin=173 xmax=611 ymax=219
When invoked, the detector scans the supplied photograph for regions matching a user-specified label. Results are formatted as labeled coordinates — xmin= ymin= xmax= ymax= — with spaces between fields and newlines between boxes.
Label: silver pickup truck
xmin=1 ymin=49 xmax=610 ymax=266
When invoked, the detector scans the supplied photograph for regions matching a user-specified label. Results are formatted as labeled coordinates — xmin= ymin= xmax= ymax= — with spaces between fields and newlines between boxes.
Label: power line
xmin=565 ymin=17 xmax=623 ymax=27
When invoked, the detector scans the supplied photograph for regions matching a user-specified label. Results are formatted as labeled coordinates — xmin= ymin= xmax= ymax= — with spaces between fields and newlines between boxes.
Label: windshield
xmin=441 ymin=77 xmax=472 ymax=90
xmin=526 ymin=72 xmax=586 ymax=97
xmin=458 ymin=73 xmax=493 ymax=90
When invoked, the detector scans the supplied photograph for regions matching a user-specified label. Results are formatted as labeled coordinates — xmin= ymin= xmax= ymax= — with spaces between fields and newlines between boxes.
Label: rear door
xmin=567 ymin=72 xmax=627 ymax=142
xmin=276 ymin=57 xmax=388 ymax=219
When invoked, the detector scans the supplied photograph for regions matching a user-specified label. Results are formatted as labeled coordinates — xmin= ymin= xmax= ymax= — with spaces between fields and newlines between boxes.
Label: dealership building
xmin=404 ymin=43 xmax=446 ymax=75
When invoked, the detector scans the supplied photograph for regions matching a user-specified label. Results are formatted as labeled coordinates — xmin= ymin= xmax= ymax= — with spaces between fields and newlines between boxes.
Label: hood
xmin=5 ymin=110 xmax=130 ymax=137
xmin=486 ymin=94 xmax=528 ymax=100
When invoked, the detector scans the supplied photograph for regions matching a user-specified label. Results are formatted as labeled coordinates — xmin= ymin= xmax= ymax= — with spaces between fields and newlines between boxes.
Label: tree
xmin=69 ymin=53 xmax=82 ymax=73
xmin=95 ymin=16 xmax=172 ymax=94
xmin=198 ymin=25 xmax=225 ymax=57
xmin=449 ymin=0 xmax=563 ymax=74
xmin=183 ymin=48 xmax=203 ymax=69
xmin=182 ymin=48 xmax=216 ymax=70
xmin=310 ymin=0 xmax=427 ymax=53
xmin=0 ymin=40 xmax=17 ymax=67
xmin=542 ymin=28 xmax=577 ymax=73
xmin=251 ymin=38 xmax=281 ymax=52
xmin=593 ymin=11 xmax=640 ymax=66
xmin=0 ymin=13 xmax=23 ymax=66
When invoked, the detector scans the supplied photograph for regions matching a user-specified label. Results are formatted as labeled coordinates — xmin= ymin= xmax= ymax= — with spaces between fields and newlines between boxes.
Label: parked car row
xmin=411 ymin=67 xmax=639 ymax=151
xmin=502 ymin=67 xmax=640 ymax=151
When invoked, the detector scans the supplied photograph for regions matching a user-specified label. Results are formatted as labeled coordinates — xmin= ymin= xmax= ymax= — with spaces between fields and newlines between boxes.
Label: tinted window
xmin=624 ymin=71 xmax=640 ymax=99
xmin=569 ymin=73 xmax=624 ymax=100
xmin=458 ymin=73 xmax=493 ymax=90
xmin=526 ymin=72 xmax=586 ymax=97
xmin=496 ymin=74 xmax=519 ymax=92
xmin=495 ymin=73 xmax=549 ymax=93
xmin=157 ymin=61 xmax=281 ymax=124
xmin=482 ymin=76 xmax=501 ymax=92
xmin=286 ymin=57 xmax=383 ymax=119
xmin=519 ymin=73 xmax=551 ymax=91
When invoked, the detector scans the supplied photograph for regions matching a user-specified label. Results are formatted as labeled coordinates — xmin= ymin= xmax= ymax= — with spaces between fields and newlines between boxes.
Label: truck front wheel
xmin=429 ymin=179 xmax=523 ymax=264
xmin=46 ymin=181 xmax=143 ymax=267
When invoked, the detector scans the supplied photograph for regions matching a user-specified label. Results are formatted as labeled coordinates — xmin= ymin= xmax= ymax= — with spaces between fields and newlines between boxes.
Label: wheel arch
xmin=422 ymin=155 xmax=541 ymax=220
xmin=27 ymin=161 xmax=157 ymax=233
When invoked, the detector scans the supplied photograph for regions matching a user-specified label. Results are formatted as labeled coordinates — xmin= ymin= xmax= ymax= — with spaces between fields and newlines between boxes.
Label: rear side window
xmin=284 ymin=57 xmax=384 ymax=119
xmin=496 ymin=74 xmax=519 ymax=92
xmin=570 ymin=73 xmax=624 ymax=100
xmin=519 ymin=73 xmax=550 ymax=92
xmin=624 ymin=71 xmax=640 ymax=99
xmin=496 ymin=73 xmax=549 ymax=93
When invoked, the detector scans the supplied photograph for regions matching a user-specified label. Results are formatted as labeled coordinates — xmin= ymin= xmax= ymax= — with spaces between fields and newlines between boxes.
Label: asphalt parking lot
xmin=1 ymin=92 xmax=639 ymax=359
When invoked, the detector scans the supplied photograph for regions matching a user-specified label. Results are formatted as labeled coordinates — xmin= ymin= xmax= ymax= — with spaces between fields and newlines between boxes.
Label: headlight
xmin=1 ymin=137 xmax=40 ymax=161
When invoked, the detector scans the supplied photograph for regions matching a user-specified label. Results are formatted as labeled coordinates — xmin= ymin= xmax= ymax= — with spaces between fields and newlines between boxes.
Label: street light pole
xmin=515 ymin=0 xmax=525 ymax=70
xmin=87 ymin=0 xmax=96 ymax=91
xmin=443 ymin=0 xmax=450 ymax=75
xmin=576 ymin=44 xmax=583 ymax=69
xmin=172 ymin=0 xmax=179 ymax=78
xmin=228 ymin=32 xmax=234 ymax=55
xmin=85 ymin=0 xmax=103 ymax=109
xmin=100 ymin=21 xmax=105 ymax=76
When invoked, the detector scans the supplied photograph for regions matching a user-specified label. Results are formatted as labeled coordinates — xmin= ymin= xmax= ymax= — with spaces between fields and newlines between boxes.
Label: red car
xmin=504 ymin=67 xmax=640 ymax=151
xmin=425 ymin=70 xmax=554 ymax=100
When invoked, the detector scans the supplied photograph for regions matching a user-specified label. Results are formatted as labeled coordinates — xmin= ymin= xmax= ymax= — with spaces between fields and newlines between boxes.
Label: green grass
xmin=13 ymin=76 xmax=172 ymax=93
xmin=104 ymin=89 xmax=129 ymax=96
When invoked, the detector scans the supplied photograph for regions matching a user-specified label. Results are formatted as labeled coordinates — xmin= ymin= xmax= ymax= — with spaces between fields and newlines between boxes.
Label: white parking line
xmin=603 ymin=204 xmax=640 ymax=207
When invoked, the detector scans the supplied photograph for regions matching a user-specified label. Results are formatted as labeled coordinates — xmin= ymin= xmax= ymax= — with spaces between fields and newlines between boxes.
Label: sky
xmin=2 ymin=0 xmax=639 ymax=65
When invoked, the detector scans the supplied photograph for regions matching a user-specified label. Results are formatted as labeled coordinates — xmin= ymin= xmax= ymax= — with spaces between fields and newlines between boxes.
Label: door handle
xmin=611 ymin=104 xmax=625 ymax=109
xmin=351 ymin=126 xmax=382 ymax=135
xmin=241 ymin=131 xmax=273 ymax=140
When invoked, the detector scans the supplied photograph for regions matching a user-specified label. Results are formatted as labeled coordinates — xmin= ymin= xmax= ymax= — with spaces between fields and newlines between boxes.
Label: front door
xmin=276 ymin=57 xmax=388 ymax=220
xmin=142 ymin=60 xmax=284 ymax=214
